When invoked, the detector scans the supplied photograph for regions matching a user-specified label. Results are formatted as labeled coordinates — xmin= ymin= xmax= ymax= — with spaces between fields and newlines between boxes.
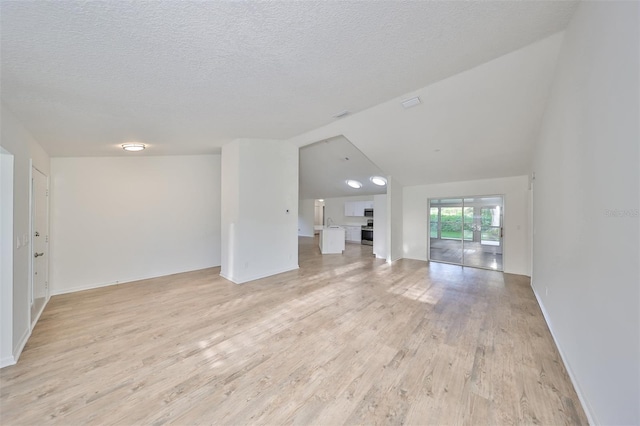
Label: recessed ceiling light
xmin=333 ymin=110 xmax=349 ymax=119
xmin=401 ymin=96 xmax=421 ymax=109
xmin=122 ymin=143 xmax=145 ymax=152
xmin=370 ymin=176 xmax=387 ymax=186
xmin=346 ymin=179 xmax=362 ymax=189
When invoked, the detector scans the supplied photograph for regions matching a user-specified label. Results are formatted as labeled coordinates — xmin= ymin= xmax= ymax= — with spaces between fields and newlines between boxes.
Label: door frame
xmin=29 ymin=163 xmax=50 ymax=329
xmin=427 ymin=194 xmax=506 ymax=271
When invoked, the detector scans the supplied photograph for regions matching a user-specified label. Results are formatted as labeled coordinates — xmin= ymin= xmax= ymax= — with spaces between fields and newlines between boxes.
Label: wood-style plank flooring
xmin=0 ymin=237 xmax=587 ymax=425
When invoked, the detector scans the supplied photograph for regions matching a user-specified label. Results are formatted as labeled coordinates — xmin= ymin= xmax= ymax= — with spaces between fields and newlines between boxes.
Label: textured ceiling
xmin=299 ymin=136 xmax=386 ymax=199
xmin=1 ymin=0 xmax=578 ymax=157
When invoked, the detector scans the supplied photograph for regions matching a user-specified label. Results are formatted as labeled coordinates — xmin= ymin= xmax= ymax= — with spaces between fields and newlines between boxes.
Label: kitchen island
xmin=319 ymin=226 xmax=345 ymax=254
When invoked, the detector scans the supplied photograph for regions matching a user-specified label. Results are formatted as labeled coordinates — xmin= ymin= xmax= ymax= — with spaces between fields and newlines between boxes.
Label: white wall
xmin=220 ymin=141 xmax=240 ymax=283
xmin=323 ymin=194 xmax=374 ymax=227
xmin=388 ymin=177 xmax=403 ymax=262
xmin=373 ymin=194 xmax=387 ymax=260
xmin=531 ymin=2 xmax=639 ymax=424
xmin=403 ymin=175 xmax=530 ymax=276
xmin=0 ymin=103 xmax=50 ymax=365
xmin=298 ymin=198 xmax=315 ymax=237
xmin=0 ymin=149 xmax=14 ymax=366
xmin=221 ymin=139 xmax=299 ymax=284
xmin=50 ymin=155 xmax=221 ymax=294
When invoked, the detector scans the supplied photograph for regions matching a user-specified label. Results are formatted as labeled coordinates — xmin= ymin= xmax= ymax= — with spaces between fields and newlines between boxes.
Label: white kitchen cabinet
xmin=344 ymin=201 xmax=372 ymax=217
xmin=344 ymin=225 xmax=362 ymax=243
xmin=319 ymin=227 xmax=345 ymax=254
xmin=352 ymin=227 xmax=362 ymax=242
xmin=344 ymin=202 xmax=357 ymax=217
xmin=345 ymin=226 xmax=354 ymax=242
xmin=345 ymin=226 xmax=352 ymax=241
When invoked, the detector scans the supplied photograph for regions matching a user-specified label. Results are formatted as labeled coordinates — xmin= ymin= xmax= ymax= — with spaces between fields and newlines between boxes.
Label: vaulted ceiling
xmin=290 ymin=32 xmax=565 ymax=187
xmin=1 ymin=0 xmax=578 ymax=160
xmin=299 ymin=136 xmax=387 ymax=199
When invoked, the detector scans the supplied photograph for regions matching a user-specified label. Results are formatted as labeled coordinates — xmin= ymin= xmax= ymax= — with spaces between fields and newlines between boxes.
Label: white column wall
xmin=388 ymin=177 xmax=404 ymax=262
xmin=1 ymin=149 xmax=15 ymax=366
xmin=373 ymin=194 xmax=388 ymax=260
xmin=298 ymin=199 xmax=315 ymax=237
xmin=221 ymin=139 xmax=299 ymax=284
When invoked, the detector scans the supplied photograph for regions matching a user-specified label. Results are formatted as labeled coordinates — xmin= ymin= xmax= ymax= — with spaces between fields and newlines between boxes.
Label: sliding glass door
xmin=429 ymin=196 xmax=503 ymax=271
xmin=429 ymin=201 xmax=464 ymax=264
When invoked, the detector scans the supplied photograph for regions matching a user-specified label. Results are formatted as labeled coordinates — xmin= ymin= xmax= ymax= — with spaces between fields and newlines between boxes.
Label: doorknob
xmin=34 ymin=252 xmax=44 ymax=258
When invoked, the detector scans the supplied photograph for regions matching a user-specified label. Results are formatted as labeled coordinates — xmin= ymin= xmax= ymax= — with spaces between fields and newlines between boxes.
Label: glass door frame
xmin=428 ymin=194 xmax=505 ymax=271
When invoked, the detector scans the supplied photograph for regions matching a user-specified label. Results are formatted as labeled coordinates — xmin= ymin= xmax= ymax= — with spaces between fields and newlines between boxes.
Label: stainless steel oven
xmin=361 ymin=226 xmax=373 ymax=245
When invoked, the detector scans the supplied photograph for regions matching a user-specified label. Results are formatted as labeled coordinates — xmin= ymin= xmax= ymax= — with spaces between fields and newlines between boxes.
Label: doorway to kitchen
xmin=429 ymin=195 xmax=503 ymax=271
xmin=313 ymin=199 xmax=325 ymax=234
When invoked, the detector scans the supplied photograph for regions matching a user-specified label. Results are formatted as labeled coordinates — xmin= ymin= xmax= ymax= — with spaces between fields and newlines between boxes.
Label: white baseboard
xmin=31 ymin=296 xmax=48 ymax=329
xmin=219 ymin=272 xmax=235 ymax=283
xmin=51 ymin=279 xmax=122 ymax=296
xmin=51 ymin=266 xmax=221 ymax=296
xmin=0 ymin=355 xmax=16 ymax=368
xmin=2 ymin=295 xmax=52 ymax=369
xmin=531 ymin=284 xmax=596 ymax=426
xmin=221 ymin=265 xmax=300 ymax=284
xmin=12 ymin=326 xmax=31 ymax=366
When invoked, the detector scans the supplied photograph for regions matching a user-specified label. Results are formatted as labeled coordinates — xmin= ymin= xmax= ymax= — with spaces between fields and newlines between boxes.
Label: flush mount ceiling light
xmin=370 ymin=176 xmax=387 ymax=186
xmin=346 ymin=179 xmax=363 ymax=189
xmin=401 ymin=96 xmax=421 ymax=109
xmin=122 ymin=143 xmax=146 ymax=152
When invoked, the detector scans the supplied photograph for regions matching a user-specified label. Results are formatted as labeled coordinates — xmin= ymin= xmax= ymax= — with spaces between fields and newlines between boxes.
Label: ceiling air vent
xmin=401 ymin=96 xmax=421 ymax=109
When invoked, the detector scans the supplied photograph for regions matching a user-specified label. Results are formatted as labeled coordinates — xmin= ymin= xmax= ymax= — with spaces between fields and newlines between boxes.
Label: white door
xmin=31 ymin=167 xmax=49 ymax=324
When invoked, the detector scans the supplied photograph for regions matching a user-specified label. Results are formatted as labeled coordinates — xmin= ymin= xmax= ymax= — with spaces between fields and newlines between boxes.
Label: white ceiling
xmin=1 ymin=1 xmax=578 ymax=157
xmin=299 ymin=136 xmax=387 ymax=199
xmin=290 ymin=32 xmax=566 ymax=187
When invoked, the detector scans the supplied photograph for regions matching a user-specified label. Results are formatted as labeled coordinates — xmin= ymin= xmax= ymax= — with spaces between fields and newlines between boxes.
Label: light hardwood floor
xmin=1 ymin=237 xmax=587 ymax=425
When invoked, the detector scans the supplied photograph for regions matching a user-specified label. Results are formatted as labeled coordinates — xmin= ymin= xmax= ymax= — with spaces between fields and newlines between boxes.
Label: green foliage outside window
xmin=430 ymin=207 xmax=498 ymax=240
